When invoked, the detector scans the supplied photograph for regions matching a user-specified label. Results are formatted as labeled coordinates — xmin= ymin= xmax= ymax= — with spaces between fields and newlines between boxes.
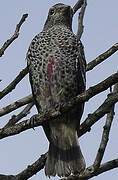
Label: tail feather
xmin=45 ymin=132 xmax=86 ymax=177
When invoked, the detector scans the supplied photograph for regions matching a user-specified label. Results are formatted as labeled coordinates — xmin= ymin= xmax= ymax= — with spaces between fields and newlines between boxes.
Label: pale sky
xmin=0 ymin=1 xmax=118 ymax=180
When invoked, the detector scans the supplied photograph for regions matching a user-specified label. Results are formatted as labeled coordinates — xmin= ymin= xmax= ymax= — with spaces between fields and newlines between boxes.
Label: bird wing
xmin=77 ymin=40 xmax=86 ymax=94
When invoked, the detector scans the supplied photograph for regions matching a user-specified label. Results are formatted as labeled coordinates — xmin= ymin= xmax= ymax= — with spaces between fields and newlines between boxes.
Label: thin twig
xmin=0 ymin=14 xmax=28 ymax=57
xmin=93 ymin=106 xmax=114 ymax=169
xmin=86 ymin=42 xmax=118 ymax=71
xmin=0 ymin=67 xmax=28 ymax=100
xmin=93 ymin=83 xmax=118 ymax=170
xmin=73 ymin=0 xmax=84 ymax=14
xmin=77 ymin=0 xmax=87 ymax=40
xmin=0 ymin=94 xmax=33 ymax=117
xmin=4 ymin=102 xmax=34 ymax=128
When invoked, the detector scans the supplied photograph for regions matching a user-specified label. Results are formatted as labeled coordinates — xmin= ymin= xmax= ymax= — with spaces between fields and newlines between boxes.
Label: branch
xmin=0 ymin=70 xmax=117 ymax=118
xmin=0 ymin=94 xmax=33 ymax=117
xmin=0 ymin=67 xmax=28 ymax=100
xmin=15 ymin=153 xmax=47 ymax=180
xmin=0 ymin=71 xmax=118 ymax=139
xmin=0 ymin=90 xmax=118 ymax=140
xmin=92 ymin=159 xmax=118 ymax=178
xmin=93 ymin=83 xmax=118 ymax=170
xmin=0 ymin=153 xmax=47 ymax=180
xmin=73 ymin=0 xmax=85 ymax=14
xmin=0 ymin=14 xmax=28 ymax=57
xmin=0 ymin=156 xmax=117 ymax=180
xmin=4 ymin=102 xmax=34 ymax=128
xmin=61 ymin=159 xmax=118 ymax=180
xmin=0 ymin=109 xmax=61 ymax=139
xmin=0 ymin=42 xmax=117 ymax=101
xmin=86 ymin=42 xmax=118 ymax=71
xmin=77 ymin=0 xmax=87 ymax=40
xmin=0 ymin=175 xmax=15 ymax=180
xmin=76 ymin=71 xmax=118 ymax=103
xmin=79 ymin=91 xmax=118 ymax=137
xmin=93 ymin=107 xmax=114 ymax=169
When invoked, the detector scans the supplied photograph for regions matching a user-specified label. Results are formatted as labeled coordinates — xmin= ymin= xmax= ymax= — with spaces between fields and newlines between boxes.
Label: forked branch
xmin=73 ymin=0 xmax=85 ymax=14
xmin=0 ymin=83 xmax=118 ymax=140
xmin=0 ymin=14 xmax=28 ymax=57
xmin=4 ymin=102 xmax=34 ymax=128
xmin=0 ymin=67 xmax=28 ymax=100
xmin=93 ymin=83 xmax=118 ymax=170
xmin=0 ymin=94 xmax=33 ymax=117
xmin=86 ymin=42 xmax=118 ymax=71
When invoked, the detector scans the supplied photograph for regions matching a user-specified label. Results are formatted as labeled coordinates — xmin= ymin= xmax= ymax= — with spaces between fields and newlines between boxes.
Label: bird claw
xmin=30 ymin=114 xmax=39 ymax=130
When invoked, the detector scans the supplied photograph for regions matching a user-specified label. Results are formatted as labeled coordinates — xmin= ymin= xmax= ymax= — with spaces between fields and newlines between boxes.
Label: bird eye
xmin=50 ymin=9 xmax=55 ymax=15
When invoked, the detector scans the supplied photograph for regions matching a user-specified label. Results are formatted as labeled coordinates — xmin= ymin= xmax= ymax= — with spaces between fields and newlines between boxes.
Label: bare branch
xmin=0 ymin=70 xmax=117 ymax=119
xmin=0 ymin=67 xmax=28 ymax=100
xmin=15 ymin=153 xmax=47 ymax=180
xmin=0 ymin=42 xmax=117 ymax=102
xmin=61 ymin=159 xmax=118 ymax=180
xmin=0 ymin=71 xmax=118 ymax=139
xmin=0 ymin=175 xmax=15 ymax=180
xmin=0 ymin=156 xmax=118 ymax=180
xmin=0 ymin=14 xmax=28 ymax=57
xmin=86 ymin=42 xmax=118 ymax=71
xmin=0 ymin=156 xmax=117 ymax=180
xmin=93 ymin=83 xmax=118 ymax=169
xmin=0 ymin=2 xmax=117 ymax=180
xmin=77 ymin=0 xmax=87 ymax=40
xmin=93 ymin=106 xmax=114 ymax=169
xmin=92 ymin=159 xmax=118 ymax=178
xmin=0 ymin=41 xmax=117 ymax=101
xmin=0 ymin=94 xmax=33 ymax=117
xmin=0 ymin=153 xmax=47 ymax=180
xmin=4 ymin=102 xmax=34 ymax=128
xmin=0 ymin=109 xmax=61 ymax=139
xmin=76 ymin=71 xmax=118 ymax=103
xmin=79 ymin=91 xmax=118 ymax=137
xmin=73 ymin=0 xmax=85 ymax=14
xmin=0 ymin=90 xmax=118 ymax=140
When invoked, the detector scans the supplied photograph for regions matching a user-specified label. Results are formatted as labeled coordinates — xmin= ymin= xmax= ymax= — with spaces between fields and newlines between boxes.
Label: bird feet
xmin=29 ymin=114 xmax=39 ymax=130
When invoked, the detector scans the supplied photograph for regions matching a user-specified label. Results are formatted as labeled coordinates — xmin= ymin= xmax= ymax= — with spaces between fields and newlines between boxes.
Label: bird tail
xmin=45 ymin=123 xmax=86 ymax=177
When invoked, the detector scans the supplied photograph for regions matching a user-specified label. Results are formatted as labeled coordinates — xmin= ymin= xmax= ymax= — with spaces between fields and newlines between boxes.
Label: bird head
xmin=44 ymin=3 xmax=73 ymax=30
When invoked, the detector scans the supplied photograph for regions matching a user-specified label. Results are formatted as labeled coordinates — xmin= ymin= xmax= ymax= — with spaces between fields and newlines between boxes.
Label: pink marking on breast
xmin=47 ymin=56 xmax=55 ymax=82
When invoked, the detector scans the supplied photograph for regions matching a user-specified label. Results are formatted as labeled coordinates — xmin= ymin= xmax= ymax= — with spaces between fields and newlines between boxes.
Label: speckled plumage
xmin=27 ymin=3 xmax=86 ymax=178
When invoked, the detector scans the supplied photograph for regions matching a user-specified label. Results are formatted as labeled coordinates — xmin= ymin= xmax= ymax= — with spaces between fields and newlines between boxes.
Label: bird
xmin=26 ymin=3 xmax=86 ymax=178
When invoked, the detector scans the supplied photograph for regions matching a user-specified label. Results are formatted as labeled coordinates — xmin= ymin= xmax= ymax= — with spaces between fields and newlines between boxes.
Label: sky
xmin=0 ymin=0 xmax=118 ymax=180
